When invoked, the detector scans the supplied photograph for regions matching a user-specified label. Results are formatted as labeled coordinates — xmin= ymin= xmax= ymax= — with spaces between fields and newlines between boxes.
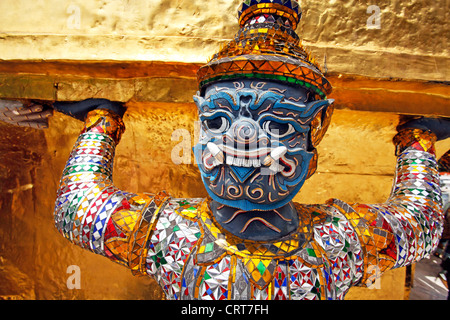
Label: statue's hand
xmin=0 ymin=100 xmax=53 ymax=129
xmin=397 ymin=116 xmax=450 ymax=141
xmin=53 ymin=99 xmax=126 ymax=121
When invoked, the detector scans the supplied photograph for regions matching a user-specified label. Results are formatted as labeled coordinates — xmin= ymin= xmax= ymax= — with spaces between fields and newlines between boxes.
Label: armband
xmin=393 ymin=128 xmax=437 ymax=157
xmin=82 ymin=108 xmax=125 ymax=144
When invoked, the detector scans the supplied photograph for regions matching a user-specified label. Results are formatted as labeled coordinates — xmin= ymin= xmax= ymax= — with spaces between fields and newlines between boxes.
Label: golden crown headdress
xmin=197 ymin=0 xmax=332 ymax=99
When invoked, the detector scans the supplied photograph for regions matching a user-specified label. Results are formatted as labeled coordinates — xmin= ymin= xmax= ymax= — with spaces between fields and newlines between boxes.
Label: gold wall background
xmin=0 ymin=0 xmax=448 ymax=80
xmin=0 ymin=0 xmax=449 ymax=300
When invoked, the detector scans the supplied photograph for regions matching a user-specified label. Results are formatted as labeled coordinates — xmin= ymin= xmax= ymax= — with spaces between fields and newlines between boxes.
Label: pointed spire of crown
xmin=238 ymin=0 xmax=302 ymax=30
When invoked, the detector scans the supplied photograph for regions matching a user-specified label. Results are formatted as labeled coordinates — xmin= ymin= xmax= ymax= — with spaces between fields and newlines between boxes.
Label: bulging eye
xmin=262 ymin=120 xmax=295 ymax=138
xmin=203 ymin=116 xmax=230 ymax=134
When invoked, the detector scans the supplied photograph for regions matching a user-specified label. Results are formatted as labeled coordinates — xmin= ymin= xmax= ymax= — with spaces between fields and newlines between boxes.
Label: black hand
xmin=53 ymin=99 xmax=126 ymax=121
xmin=398 ymin=117 xmax=450 ymax=141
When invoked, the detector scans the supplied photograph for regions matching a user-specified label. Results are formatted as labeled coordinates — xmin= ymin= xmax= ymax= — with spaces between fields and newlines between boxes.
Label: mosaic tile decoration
xmin=52 ymin=0 xmax=444 ymax=299
xmin=54 ymin=111 xmax=444 ymax=300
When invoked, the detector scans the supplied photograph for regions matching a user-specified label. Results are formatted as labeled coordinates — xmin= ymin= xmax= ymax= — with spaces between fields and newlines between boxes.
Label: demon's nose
xmin=233 ymin=120 xmax=258 ymax=144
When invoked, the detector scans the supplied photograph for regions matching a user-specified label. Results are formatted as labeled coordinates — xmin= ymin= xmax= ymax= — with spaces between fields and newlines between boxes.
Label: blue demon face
xmin=194 ymin=80 xmax=333 ymax=211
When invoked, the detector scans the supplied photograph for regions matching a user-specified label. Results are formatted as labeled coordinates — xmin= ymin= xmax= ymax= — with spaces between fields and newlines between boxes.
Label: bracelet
xmin=393 ymin=128 xmax=437 ymax=157
xmin=82 ymin=108 xmax=125 ymax=144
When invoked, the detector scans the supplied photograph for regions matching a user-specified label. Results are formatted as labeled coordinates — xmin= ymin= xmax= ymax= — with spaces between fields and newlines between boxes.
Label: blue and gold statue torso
xmin=53 ymin=109 xmax=443 ymax=300
xmin=52 ymin=0 xmax=445 ymax=300
xmin=144 ymin=197 xmax=364 ymax=300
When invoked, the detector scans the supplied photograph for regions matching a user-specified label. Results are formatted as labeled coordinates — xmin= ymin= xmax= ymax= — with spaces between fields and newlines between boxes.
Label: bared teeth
xmin=271 ymin=146 xmax=287 ymax=159
xmin=263 ymin=146 xmax=287 ymax=167
xmin=225 ymin=156 xmax=261 ymax=168
xmin=269 ymin=162 xmax=284 ymax=173
xmin=206 ymin=144 xmax=286 ymax=172
xmin=263 ymin=156 xmax=272 ymax=167
xmin=252 ymin=159 xmax=261 ymax=167
xmin=207 ymin=142 xmax=224 ymax=164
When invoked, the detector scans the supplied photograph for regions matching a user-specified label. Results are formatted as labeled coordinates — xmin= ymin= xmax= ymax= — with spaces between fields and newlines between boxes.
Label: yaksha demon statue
xmin=2 ymin=0 xmax=450 ymax=300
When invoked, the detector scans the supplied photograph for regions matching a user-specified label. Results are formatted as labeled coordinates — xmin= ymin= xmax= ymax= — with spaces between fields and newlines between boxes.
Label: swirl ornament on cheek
xmin=193 ymin=81 xmax=334 ymax=211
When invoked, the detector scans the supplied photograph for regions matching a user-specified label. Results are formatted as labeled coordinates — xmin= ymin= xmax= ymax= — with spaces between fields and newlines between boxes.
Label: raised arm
xmin=330 ymin=118 xmax=449 ymax=286
xmin=53 ymin=100 xmax=169 ymax=274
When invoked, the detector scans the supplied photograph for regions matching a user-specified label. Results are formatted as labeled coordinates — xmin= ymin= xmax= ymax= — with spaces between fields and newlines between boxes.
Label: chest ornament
xmin=186 ymin=201 xmax=317 ymax=289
